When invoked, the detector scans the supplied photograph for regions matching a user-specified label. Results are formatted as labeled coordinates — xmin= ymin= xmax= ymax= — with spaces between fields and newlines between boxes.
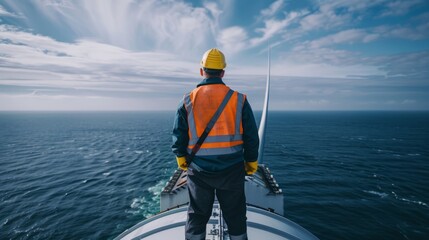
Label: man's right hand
xmin=176 ymin=156 xmax=188 ymax=171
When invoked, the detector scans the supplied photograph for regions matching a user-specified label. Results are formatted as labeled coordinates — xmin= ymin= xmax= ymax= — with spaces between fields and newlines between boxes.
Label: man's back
xmin=173 ymin=77 xmax=259 ymax=172
xmin=172 ymin=48 xmax=258 ymax=240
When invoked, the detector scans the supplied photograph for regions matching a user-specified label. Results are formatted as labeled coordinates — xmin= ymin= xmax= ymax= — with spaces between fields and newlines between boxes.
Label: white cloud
xmin=217 ymin=9 xmax=303 ymax=54
xmin=3 ymin=0 xmax=217 ymax=57
xmin=204 ymin=1 xmax=222 ymax=24
xmin=261 ymin=0 xmax=284 ymax=18
xmin=319 ymin=0 xmax=387 ymax=12
xmin=300 ymin=2 xmax=352 ymax=31
xmin=0 ymin=93 xmax=179 ymax=111
xmin=309 ymin=29 xmax=379 ymax=48
xmin=298 ymin=0 xmax=396 ymax=31
xmin=297 ymin=0 xmax=425 ymax=34
xmin=230 ymin=48 xmax=385 ymax=79
xmin=381 ymin=0 xmax=422 ymax=17
xmin=251 ymin=11 xmax=303 ymax=47
xmin=304 ymin=23 xmax=428 ymax=53
xmin=218 ymin=26 xmax=248 ymax=54
xmin=0 ymin=25 xmax=198 ymax=97
xmin=370 ymin=51 xmax=429 ymax=80
xmin=273 ymin=60 xmax=384 ymax=79
xmin=373 ymin=23 xmax=429 ymax=40
xmin=0 ymin=4 xmax=21 ymax=17
xmin=214 ymin=0 xmax=301 ymax=51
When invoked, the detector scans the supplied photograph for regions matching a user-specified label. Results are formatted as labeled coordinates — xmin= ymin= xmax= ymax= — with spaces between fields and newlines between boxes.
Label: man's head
xmin=200 ymin=48 xmax=226 ymax=78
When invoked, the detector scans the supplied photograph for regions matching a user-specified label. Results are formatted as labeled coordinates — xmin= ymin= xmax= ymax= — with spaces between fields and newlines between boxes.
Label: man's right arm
xmin=172 ymin=100 xmax=189 ymax=158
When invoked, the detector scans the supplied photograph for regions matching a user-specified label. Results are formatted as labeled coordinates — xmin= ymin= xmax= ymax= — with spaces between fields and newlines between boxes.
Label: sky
xmin=0 ymin=0 xmax=428 ymax=111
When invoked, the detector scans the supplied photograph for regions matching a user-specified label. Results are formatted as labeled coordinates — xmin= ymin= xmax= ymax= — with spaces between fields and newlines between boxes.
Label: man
xmin=172 ymin=48 xmax=259 ymax=240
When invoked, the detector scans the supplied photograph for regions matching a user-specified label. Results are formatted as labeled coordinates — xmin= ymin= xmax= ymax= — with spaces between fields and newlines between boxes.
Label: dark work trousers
xmin=185 ymin=162 xmax=247 ymax=240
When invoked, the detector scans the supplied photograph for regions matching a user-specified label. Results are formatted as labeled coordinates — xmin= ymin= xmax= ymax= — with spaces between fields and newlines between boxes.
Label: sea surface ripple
xmin=0 ymin=111 xmax=428 ymax=240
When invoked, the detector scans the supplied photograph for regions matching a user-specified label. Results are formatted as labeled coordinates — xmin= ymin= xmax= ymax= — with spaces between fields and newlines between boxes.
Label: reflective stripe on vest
xmin=184 ymin=85 xmax=245 ymax=156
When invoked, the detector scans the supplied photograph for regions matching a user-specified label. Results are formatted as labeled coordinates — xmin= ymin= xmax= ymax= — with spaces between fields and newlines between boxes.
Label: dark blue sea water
xmin=0 ymin=111 xmax=428 ymax=240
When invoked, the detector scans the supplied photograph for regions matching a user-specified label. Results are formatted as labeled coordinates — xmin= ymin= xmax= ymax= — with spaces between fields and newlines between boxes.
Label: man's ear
xmin=200 ymin=68 xmax=204 ymax=77
xmin=220 ymin=70 xmax=225 ymax=78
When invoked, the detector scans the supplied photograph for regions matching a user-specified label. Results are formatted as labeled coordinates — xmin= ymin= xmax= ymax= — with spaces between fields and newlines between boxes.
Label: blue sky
xmin=0 ymin=0 xmax=428 ymax=111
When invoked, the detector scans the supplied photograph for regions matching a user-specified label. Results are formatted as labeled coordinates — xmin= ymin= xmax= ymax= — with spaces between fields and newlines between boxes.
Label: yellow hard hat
xmin=200 ymin=48 xmax=226 ymax=70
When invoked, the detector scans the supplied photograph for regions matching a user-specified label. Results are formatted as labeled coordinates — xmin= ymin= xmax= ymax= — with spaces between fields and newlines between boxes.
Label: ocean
xmin=0 ymin=111 xmax=428 ymax=240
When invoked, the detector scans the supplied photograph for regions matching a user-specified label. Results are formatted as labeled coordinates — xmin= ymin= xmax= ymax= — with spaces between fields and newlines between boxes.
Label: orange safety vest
xmin=184 ymin=84 xmax=245 ymax=156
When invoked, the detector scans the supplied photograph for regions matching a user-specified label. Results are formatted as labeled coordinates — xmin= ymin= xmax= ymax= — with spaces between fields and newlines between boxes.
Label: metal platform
xmin=116 ymin=203 xmax=318 ymax=240
xmin=115 ymin=165 xmax=319 ymax=240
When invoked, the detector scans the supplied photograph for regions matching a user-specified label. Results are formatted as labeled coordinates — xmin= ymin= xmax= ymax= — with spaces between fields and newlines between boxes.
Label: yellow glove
xmin=176 ymin=156 xmax=188 ymax=171
xmin=244 ymin=161 xmax=258 ymax=175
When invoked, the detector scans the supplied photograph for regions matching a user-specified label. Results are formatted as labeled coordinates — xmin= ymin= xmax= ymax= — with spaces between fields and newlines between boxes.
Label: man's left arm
xmin=242 ymin=98 xmax=259 ymax=174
